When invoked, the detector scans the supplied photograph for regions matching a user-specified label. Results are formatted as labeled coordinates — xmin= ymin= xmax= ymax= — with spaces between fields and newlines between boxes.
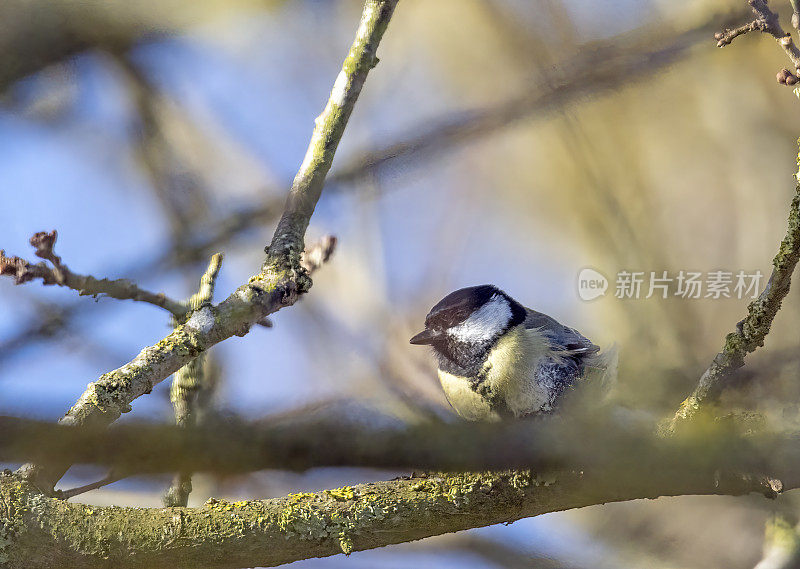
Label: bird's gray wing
xmin=523 ymin=308 xmax=599 ymax=356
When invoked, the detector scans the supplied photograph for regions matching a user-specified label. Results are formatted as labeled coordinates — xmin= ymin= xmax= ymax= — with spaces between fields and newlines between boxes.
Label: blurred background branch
xmin=163 ymin=252 xmax=223 ymax=507
xmin=2 ymin=413 xmax=800 ymax=483
xmin=0 ymin=0 xmax=285 ymax=92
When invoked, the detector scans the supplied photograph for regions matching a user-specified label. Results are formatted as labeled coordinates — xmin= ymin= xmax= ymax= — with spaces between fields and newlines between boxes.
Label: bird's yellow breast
xmin=437 ymin=370 xmax=499 ymax=422
xmin=438 ymin=325 xmax=556 ymax=420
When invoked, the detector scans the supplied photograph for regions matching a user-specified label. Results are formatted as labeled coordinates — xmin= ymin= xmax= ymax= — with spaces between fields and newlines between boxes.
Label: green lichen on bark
xmin=276 ymin=488 xmax=390 ymax=554
xmin=258 ymin=472 xmax=539 ymax=558
xmin=0 ymin=471 xmax=25 ymax=564
xmin=0 ymin=459 xmax=787 ymax=569
xmin=325 ymin=487 xmax=355 ymax=501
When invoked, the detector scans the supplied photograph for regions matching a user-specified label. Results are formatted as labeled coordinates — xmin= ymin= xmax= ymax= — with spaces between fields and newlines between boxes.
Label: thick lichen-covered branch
xmin=2 ymin=428 xmax=799 ymax=569
xmin=18 ymin=0 xmax=389 ymax=494
xmin=669 ymin=149 xmax=800 ymax=431
xmin=0 ymin=231 xmax=185 ymax=316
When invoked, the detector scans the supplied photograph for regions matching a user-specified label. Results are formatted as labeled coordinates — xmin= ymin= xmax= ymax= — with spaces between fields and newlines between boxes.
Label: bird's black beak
xmin=410 ymin=328 xmax=439 ymax=345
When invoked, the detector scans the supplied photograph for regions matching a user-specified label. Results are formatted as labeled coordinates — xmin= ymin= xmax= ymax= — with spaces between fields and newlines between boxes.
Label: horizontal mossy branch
xmin=0 ymin=455 xmax=794 ymax=569
xmin=6 ymin=413 xmax=799 ymax=568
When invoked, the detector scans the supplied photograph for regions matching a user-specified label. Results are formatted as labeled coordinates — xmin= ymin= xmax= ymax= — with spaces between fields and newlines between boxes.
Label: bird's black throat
xmin=430 ymin=333 xmax=497 ymax=379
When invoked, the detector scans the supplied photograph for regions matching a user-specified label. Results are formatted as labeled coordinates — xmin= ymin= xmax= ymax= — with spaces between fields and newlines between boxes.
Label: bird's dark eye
xmin=426 ymin=315 xmax=444 ymax=331
xmin=453 ymin=309 xmax=470 ymax=323
xmin=428 ymin=308 xmax=468 ymax=330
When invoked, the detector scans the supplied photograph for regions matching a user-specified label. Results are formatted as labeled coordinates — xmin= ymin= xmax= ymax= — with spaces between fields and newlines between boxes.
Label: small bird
xmin=410 ymin=285 xmax=616 ymax=421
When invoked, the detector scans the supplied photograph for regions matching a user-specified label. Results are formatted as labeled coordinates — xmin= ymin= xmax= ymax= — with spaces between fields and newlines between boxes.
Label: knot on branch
xmin=29 ymin=230 xmax=60 ymax=265
xmin=0 ymin=249 xmax=57 ymax=285
xmin=778 ymin=67 xmax=799 ymax=85
xmin=259 ymin=234 xmax=338 ymax=301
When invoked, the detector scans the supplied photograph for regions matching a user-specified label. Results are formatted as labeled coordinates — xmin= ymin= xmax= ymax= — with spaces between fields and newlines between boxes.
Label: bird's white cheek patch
xmin=447 ymin=295 xmax=512 ymax=344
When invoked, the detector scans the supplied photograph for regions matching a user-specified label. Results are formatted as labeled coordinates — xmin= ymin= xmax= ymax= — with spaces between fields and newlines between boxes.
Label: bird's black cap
xmin=410 ymin=285 xmax=525 ymax=345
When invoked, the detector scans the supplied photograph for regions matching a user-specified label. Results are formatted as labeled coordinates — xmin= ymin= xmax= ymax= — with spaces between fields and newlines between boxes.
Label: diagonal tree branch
xmin=265 ymin=0 xmax=393 ymax=263
xmin=667 ymin=111 xmax=800 ymax=431
xmin=17 ymin=0 xmax=396 ymax=494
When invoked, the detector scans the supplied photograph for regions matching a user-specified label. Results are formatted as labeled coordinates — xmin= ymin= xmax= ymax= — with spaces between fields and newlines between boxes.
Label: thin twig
xmin=715 ymin=0 xmax=800 ymax=83
xmin=715 ymin=19 xmax=763 ymax=47
xmin=0 ymin=230 xmax=186 ymax=317
xmin=57 ymin=470 xmax=124 ymax=501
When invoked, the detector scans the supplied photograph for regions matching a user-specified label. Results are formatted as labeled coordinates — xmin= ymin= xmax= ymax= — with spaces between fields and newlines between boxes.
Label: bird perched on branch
xmin=410 ymin=285 xmax=616 ymax=421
